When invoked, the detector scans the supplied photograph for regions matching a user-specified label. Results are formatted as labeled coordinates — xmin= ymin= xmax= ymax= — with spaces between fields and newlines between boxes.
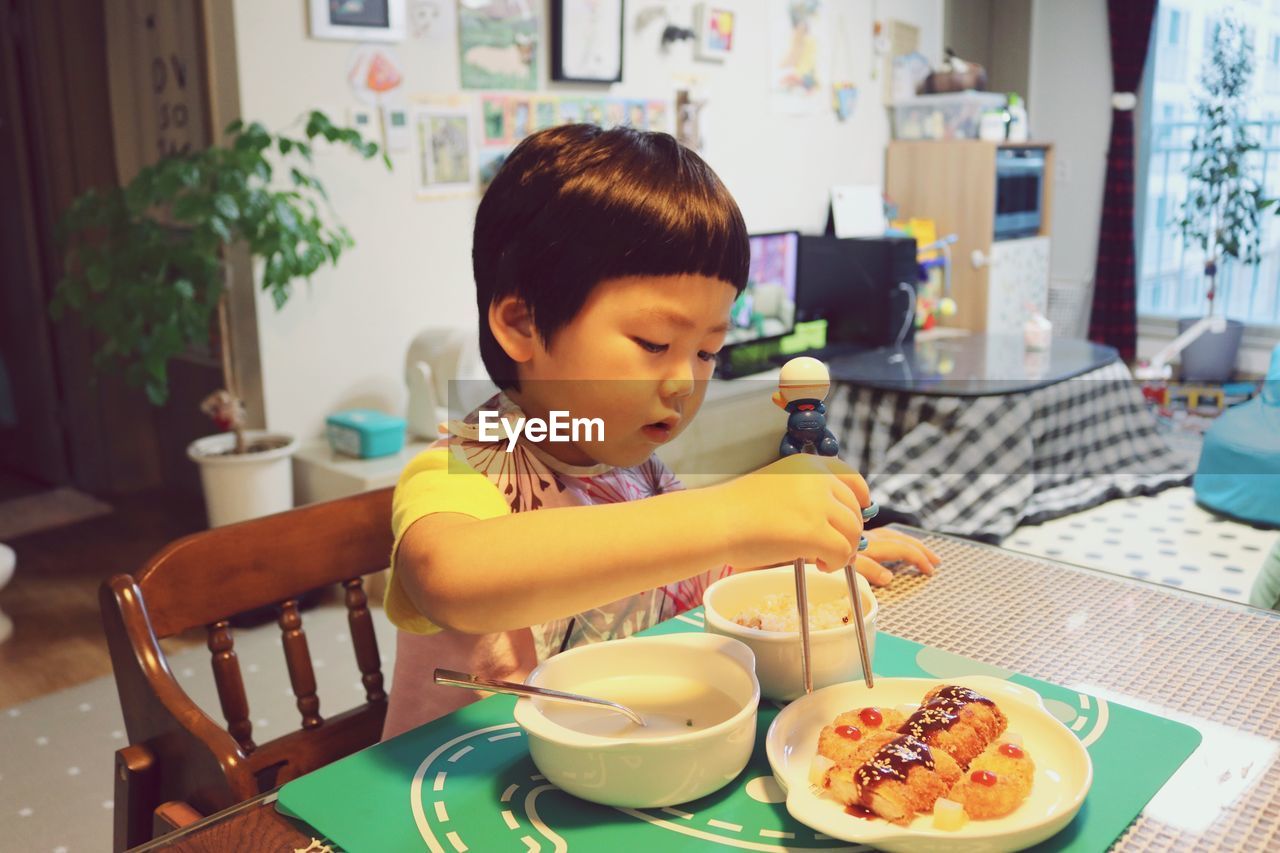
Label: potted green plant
xmin=52 ymin=111 xmax=389 ymax=525
xmin=1176 ymin=13 xmax=1274 ymax=382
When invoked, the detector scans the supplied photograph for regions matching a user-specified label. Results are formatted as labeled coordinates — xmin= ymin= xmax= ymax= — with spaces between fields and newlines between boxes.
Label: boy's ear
xmin=488 ymin=294 xmax=538 ymax=364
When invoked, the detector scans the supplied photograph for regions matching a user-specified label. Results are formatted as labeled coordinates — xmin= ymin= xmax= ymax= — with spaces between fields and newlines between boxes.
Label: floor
xmin=1004 ymin=486 xmax=1274 ymax=605
xmin=0 ymin=597 xmax=397 ymax=853
xmin=0 ymin=485 xmax=210 ymax=708
xmin=0 ymin=468 xmax=46 ymax=501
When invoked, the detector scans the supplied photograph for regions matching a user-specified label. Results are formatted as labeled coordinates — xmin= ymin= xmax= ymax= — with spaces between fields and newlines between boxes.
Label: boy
xmin=383 ymin=125 xmax=939 ymax=737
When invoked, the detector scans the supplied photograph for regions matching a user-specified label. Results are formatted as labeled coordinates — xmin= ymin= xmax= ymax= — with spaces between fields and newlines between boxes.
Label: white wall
xmin=231 ymin=0 xmax=942 ymax=438
xmin=1027 ymin=0 xmax=1111 ymax=304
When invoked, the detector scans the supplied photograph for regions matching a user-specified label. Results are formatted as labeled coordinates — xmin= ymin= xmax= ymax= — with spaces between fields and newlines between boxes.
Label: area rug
xmin=0 ymin=487 xmax=112 ymax=540
xmin=0 ymin=600 xmax=397 ymax=852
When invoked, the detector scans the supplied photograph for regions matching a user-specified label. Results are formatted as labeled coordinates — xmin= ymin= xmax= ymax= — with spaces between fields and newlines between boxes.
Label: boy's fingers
xmin=819 ymin=457 xmax=872 ymax=508
xmin=871 ymin=529 xmax=943 ymax=566
xmin=814 ymin=528 xmax=855 ymax=573
xmin=829 ymin=485 xmax=865 ymax=524
xmin=866 ymin=537 xmax=936 ymax=576
xmin=853 ymin=555 xmax=895 ymax=586
xmin=828 ymin=503 xmax=865 ymax=550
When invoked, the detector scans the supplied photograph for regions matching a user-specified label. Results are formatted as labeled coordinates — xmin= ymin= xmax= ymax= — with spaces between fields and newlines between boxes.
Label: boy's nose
xmin=659 ymin=375 xmax=694 ymax=399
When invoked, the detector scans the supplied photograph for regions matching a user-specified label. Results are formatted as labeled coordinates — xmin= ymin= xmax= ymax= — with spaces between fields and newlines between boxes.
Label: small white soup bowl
xmin=513 ymin=633 xmax=759 ymax=808
xmin=702 ymin=565 xmax=878 ymax=702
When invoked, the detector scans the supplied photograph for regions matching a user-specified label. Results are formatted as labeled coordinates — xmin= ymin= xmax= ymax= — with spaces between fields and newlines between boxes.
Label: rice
xmin=731 ymin=593 xmax=852 ymax=632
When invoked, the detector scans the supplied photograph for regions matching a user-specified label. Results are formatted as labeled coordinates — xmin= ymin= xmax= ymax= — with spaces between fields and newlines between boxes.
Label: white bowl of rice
xmin=702 ymin=565 xmax=877 ymax=701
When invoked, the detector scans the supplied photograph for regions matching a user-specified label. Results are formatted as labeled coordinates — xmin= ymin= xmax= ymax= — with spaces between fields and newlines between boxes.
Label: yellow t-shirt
xmin=384 ymin=445 xmax=509 ymax=634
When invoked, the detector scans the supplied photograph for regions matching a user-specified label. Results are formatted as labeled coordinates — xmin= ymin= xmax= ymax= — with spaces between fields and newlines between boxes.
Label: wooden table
xmin=133 ymin=531 xmax=1280 ymax=851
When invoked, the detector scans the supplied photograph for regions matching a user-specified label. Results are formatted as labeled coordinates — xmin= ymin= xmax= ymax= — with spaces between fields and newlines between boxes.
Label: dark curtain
xmin=1088 ymin=0 xmax=1159 ymax=362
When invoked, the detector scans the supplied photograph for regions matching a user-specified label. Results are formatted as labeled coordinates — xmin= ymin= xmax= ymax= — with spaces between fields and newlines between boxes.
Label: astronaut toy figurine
xmin=772 ymin=356 xmax=840 ymax=458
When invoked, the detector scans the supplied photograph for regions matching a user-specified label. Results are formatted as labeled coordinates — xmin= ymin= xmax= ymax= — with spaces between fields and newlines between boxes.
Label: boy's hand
xmin=855 ymin=528 xmax=942 ymax=586
xmin=712 ymin=454 xmax=871 ymax=572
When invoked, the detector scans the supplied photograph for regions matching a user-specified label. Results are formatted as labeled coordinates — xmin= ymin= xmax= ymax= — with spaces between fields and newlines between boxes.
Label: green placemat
xmin=278 ymin=612 xmax=1201 ymax=852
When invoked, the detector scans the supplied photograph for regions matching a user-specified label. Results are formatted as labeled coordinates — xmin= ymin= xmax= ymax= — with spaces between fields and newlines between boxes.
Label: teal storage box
xmin=326 ymin=409 xmax=406 ymax=459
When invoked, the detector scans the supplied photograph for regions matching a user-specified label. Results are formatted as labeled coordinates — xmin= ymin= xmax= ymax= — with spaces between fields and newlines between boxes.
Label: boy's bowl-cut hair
xmin=473 ymin=123 xmax=750 ymax=389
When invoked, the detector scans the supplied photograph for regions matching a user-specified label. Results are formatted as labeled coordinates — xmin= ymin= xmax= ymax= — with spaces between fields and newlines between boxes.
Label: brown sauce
xmin=844 ymin=803 xmax=878 ymax=820
xmin=901 ymin=685 xmax=994 ymax=741
xmin=853 ymin=735 xmax=936 ymax=789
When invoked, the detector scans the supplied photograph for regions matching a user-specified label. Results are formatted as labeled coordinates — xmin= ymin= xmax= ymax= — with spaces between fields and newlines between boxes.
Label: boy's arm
xmin=397 ymin=488 xmax=728 ymax=633
xmin=397 ymin=453 xmax=871 ymax=634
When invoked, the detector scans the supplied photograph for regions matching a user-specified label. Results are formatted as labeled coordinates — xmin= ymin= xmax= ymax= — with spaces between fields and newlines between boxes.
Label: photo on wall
xmin=414 ymin=102 xmax=477 ymax=197
xmin=481 ymin=94 xmax=508 ymax=143
xmin=478 ymin=146 xmax=514 ymax=190
xmin=551 ymin=0 xmax=624 ymax=83
xmin=310 ymin=0 xmax=407 ymax=41
xmin=458 ymin=0 xmax=539 ymax=90
xmin=769 ymin=0 xmax=830 ymax=114
xmin=695 ymin=4 xmax=736 ymax=62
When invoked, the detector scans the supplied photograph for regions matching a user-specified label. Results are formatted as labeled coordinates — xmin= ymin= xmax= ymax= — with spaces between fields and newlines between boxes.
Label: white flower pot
xmin=187 ymin=430 xmax=299 ymax=527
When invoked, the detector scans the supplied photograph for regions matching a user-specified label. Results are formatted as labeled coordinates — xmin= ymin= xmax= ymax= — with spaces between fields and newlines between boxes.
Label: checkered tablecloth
xmin=826 ymin=360 xmax=1193 ymax=541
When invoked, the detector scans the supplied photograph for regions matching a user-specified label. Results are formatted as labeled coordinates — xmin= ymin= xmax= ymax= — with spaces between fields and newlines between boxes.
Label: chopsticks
xmin=795 ymin=500 xmax=878 ymax=695
xmin=848 ymin=502 xmax=877 ymax=689
xmin=794 ymin=557 xmax=813 ymax=694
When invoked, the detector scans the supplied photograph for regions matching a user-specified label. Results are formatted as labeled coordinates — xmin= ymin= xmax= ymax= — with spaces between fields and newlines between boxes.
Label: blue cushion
xmin=1193 ymin=344 xmax=1280 ymax=527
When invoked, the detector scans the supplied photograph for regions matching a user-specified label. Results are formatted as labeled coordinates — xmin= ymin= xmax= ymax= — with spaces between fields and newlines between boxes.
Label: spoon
xmin=433 ymin=668 xmax=647 ymax=726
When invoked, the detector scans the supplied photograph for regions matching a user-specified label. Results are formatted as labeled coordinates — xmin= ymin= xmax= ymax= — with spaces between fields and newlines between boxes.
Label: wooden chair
xmin=100 ymin=487 xmax=394 ymax=851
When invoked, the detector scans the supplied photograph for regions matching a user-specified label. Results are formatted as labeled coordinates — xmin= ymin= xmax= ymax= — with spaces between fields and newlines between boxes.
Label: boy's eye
xmin=634 ymin=338 xmax=669 ymax=354
xmin=698 ymin=350 xmax=720 ymax=364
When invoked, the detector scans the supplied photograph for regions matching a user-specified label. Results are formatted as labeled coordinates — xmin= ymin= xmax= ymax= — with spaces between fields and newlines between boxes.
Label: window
xmin=1157 ymin=7 xmax=1189 ymax=82
xmin=1139 ymin=2 xmax=1280 ymax=326
xmin=1268 ymin=33 xmax=1280 ymax=92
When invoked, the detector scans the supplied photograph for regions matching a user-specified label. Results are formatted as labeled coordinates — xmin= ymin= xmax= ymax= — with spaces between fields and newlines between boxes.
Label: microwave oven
xmin=994 ymin=147 xmax=1047 ymax=240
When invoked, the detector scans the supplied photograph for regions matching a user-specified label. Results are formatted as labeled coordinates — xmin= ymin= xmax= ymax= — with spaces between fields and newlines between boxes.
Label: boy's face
xmin=506 ymin=274 xmax=737 ymax=468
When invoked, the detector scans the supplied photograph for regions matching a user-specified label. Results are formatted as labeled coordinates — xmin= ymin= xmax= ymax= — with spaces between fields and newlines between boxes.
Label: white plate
xmin=766 ymin=676 xmax=1093 ymax=853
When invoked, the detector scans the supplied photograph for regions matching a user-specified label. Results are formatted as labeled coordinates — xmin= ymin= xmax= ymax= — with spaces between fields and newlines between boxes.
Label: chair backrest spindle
xmin=344 ymin=577 xmax=386 ymax=703
xmin=278 ymin=599 xmax=324 ymax=729
xmin=207 ymin=619 xmax=255 ymax=753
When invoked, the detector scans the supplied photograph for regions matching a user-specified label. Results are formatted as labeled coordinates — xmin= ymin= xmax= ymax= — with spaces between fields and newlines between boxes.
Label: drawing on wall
xmin=310 ymin=0 xmax=406 ymax=41
xmin=482 ymin=95 xmax=508 ymax=143
xmin=415 ymin=102 xmax=476 ymax=196
xmin=410 ymin=0 xmax=454 ymax=40
xmin=832 ymin=83 xmax=858 ymax=121
xmin=440 ymin=91 xmax=680 ymax=201
xmin=695 ymin=5 xmax=735 ymax=62
xmin=457 ymin=0 xmax=539 ymax=90
xmin=675 ymin=88 xmax=706 ymax=152
xmin=551 ymin=0 xmax=623 ymax=83
xmin=604 ymin=99 xmax=625 ymax=128
xmin=533 ymin=97 xmax=559 ymax=131
xmin=478 ymin=146 xmax=513 ymax=190
xmin=381 ymin=105 xmax=412 ymax=151
xmin=559 ymin=98 xmax=584 ymax=124
xmin=506 ymin=97 xmax=531 ymax=138
xmin=645 ymin=100 xmax=669 ymax=131
xmin=347 ymin=45 xmax=405 ymax=105
xmin=770 ymin=0 xmax=830 ymax=114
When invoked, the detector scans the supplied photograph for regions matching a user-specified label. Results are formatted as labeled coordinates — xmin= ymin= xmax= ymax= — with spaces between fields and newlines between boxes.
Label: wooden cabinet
xmin=886 ymin=140 xmax=1053 ymax=334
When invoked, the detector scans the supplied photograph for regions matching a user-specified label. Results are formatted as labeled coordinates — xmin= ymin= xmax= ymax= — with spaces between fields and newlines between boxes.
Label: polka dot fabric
xmin=1005 ymin=487 xmax=1275 ymax=603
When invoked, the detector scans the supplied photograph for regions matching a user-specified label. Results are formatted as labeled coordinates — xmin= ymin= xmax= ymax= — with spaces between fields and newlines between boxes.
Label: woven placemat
xmin=878 ymin=529 xmax=1280 ymax=852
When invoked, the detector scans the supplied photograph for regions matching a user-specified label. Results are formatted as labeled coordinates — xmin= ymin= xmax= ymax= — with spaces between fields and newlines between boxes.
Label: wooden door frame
xmin=3 ymin=0 xmax=263 ymax=496
xmin=0 ymin=0 xmax=69 ymax=484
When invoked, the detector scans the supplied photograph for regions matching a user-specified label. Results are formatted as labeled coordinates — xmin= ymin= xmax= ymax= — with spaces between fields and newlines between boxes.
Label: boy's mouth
xmin=641 ymin=416 xmax=679 ymax=443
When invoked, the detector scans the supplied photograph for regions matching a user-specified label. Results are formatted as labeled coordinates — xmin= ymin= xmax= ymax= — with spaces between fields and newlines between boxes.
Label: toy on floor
xmin=1169 ymin=384 xmax=1226 ymax=411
